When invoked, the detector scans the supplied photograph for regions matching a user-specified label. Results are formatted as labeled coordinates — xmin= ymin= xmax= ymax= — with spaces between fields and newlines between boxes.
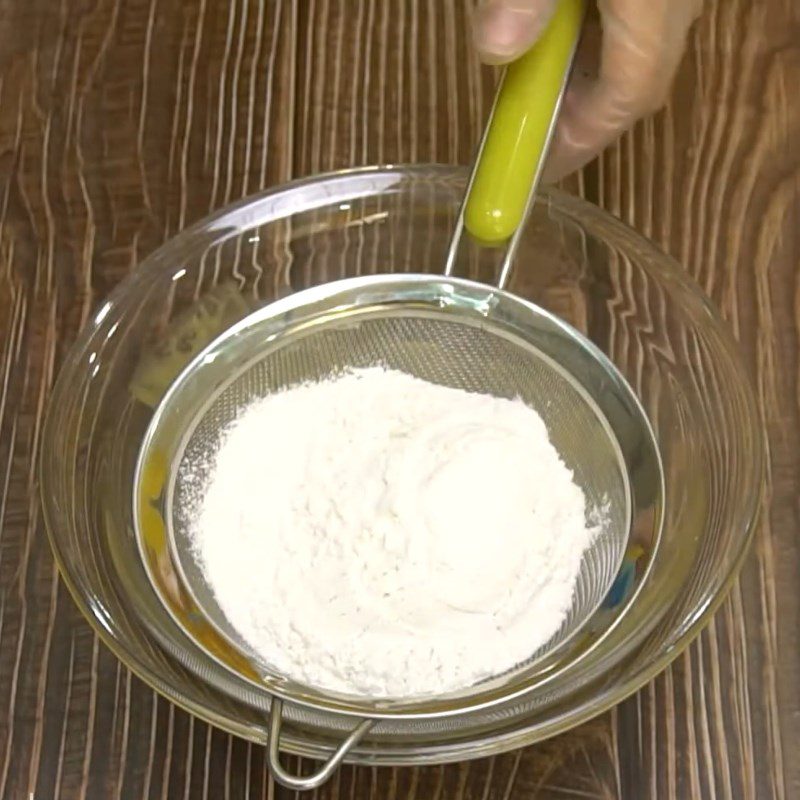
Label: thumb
xmin=472 ymin=0 xmax=558 ymax=65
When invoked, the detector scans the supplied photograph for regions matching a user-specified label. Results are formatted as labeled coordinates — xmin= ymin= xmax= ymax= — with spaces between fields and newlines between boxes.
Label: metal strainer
xmin=133 ymin=0 xmax=660 ymax=789
xmin=134 ymin=272 xmax=661 ymax=782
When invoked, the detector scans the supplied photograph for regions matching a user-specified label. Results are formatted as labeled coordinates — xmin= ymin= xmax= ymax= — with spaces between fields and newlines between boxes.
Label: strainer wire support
xmin=268 ymin=699 xmax=375 ymax=791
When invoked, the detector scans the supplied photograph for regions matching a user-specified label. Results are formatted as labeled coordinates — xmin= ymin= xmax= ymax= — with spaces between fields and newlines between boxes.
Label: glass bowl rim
xmin=40 ymin=163 xmax=764 ymax=762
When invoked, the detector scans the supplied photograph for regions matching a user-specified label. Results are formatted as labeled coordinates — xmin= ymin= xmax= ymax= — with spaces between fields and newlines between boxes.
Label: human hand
xmin=472 ymin=0 xmax=702 ymax=180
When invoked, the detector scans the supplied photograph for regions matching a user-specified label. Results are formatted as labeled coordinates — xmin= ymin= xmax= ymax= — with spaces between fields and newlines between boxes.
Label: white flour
xmin=189 ymin=368 xmax=597 ymax=698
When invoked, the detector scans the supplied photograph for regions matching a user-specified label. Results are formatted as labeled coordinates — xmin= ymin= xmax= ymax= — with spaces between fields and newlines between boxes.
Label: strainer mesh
xmin=170 ymin=313 xmax=629 ymax=702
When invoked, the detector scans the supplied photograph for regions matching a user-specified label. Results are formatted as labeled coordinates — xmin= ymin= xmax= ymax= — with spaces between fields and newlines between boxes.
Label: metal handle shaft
xmin=445 ymin=0 xmax=585 ymax=288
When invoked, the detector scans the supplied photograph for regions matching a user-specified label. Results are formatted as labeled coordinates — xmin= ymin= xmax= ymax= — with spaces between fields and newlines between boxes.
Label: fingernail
xmin=473 ymin=3 xmax=545 ymax=63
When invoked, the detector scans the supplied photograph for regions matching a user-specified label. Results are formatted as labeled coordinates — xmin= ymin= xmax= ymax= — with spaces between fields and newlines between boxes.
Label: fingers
xmin=544 ymin=0 xmax=702 ymax=180
xmin=471 ymin=0 xmax=702 ymax=180
xmin=472 ymin=0 xmax=558 ymax=65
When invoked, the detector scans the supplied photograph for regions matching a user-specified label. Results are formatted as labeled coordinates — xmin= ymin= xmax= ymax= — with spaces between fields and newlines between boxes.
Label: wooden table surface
xmin=1 ymin=1 xmax=798 ymax=798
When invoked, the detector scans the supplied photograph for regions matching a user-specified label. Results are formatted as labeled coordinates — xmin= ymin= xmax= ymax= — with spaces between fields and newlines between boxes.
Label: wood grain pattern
xmin=0 ymin=0 xmax=797 ymax=797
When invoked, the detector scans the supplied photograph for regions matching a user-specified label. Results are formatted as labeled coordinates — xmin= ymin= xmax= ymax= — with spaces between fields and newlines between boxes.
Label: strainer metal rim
xmin=134 ymin=272 xmax=663 ymax=723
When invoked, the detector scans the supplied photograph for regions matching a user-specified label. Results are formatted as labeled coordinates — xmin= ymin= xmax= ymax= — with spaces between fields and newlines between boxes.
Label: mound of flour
xmin=189 ymin=368 xmax=597 ymax=698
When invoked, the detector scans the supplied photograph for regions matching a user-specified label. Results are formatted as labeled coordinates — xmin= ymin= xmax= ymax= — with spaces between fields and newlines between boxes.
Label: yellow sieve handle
xmin=464 ymin=0 xmax=584 ymax=244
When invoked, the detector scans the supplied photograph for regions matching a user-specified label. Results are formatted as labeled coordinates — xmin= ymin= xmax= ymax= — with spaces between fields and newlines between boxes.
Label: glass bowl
xmin=41 ymin=165 xmax=762 ymax=765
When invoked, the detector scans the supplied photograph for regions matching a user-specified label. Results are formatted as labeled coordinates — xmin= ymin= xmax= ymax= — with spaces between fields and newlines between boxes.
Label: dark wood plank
xmin=0 ymin=1 xmax=796 ymax=798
